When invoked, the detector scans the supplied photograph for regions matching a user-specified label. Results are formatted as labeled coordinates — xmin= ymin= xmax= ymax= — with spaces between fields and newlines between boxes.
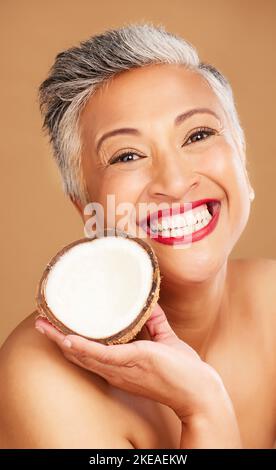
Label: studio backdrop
xmin=1 ymin=0 xmax=275 ymax=345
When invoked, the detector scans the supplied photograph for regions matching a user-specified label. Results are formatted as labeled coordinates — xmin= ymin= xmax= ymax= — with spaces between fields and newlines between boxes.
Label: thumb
xmin=145 ymin=303 xmax=202 ymax=359
xmin=145 ymin=302 xmax=181 ymax=347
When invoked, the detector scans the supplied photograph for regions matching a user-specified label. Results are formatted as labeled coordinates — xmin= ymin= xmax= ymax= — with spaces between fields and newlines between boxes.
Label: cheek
xmin=226 ymin=154 xmax=251 ymax=236
xmin=95 ymin=170 xmax=146 ymax=226
xmin=99 ymin=171 xmax=143 ymax=202
xmin=198 ymin=140 xmax=248 ymax=196
xmin=197 ymin=139 xmax=236 ymax=180
xmin=199 ymin=141 xmax=250 ymax=234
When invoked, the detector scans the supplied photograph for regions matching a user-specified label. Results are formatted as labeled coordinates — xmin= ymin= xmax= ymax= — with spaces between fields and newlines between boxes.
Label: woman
xmin=0 ymin=22 xmax=275 ymax=449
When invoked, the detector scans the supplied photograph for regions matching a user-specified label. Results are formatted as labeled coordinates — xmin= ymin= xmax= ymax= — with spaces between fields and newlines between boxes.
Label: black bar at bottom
xmin=0 ymin=449 xmax=275 ymax=467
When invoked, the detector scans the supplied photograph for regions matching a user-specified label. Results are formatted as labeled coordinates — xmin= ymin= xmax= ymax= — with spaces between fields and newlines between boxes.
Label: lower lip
xmin=142 ymin=204 xmax=221 ymax=245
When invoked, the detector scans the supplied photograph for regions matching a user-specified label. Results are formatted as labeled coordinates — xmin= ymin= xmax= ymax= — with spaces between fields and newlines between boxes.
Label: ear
xmin=240 ymin=155 xmax=255 ymax=202
xmin=245 ymin=173 xmax=255 ymax=202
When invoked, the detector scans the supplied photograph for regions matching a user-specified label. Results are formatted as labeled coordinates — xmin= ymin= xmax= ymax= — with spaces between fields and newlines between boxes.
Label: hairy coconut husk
xmin=35 ymin=228 xmax=160 ymax=345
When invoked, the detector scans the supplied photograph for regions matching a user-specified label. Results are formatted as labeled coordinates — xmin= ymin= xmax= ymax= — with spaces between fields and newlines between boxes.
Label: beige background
xmin=1 ymin=0 xmax=275 ymax=346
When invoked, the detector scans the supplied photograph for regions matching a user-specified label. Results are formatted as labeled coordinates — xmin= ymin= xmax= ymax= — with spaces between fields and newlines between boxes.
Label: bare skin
xmin=0 ymin=257 xmax=275 ymax=448
xmin=0 ymin=64 xmax=275 ymax=448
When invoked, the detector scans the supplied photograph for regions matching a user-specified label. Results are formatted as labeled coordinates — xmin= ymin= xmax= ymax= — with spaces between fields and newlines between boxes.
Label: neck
xmin=158 ymin=260 xmax=231 ymax=360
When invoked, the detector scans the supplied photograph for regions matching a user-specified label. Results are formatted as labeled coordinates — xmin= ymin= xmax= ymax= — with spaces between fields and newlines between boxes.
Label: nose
xmin=147 ymin=152 xmax=200 ymax=201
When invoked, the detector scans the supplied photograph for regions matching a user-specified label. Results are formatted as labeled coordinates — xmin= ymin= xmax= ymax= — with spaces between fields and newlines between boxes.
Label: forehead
xmin=81 ymin=63 xmax=226 ymax=135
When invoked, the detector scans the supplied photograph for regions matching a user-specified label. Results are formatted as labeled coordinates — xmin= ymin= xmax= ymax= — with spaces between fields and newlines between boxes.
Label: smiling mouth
xmin=144 ymin=200 xmax=221 ymax=239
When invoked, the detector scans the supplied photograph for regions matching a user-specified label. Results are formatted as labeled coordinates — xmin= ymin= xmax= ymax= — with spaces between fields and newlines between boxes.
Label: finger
xmin=35 ymin=318 xmax=67 ymax=348
xmin=63 ymin=350 xmax=113 ymax=383
xmin=35 ymin=318 xmax=144 ymax=367
xmin=64 ymin=334 xmax=143 ymax=367
xmin=145 ymin=303 xmax=181 ymax=346
xmin=34 ymin=318 xmax=109 ymax=364
xmin=36 ymin=326 xmax=117 ymax=380
xmin=62 ymin=343 xmax=139 ymax=391
xmin=145 ymin=304 xmax=201 ymax=358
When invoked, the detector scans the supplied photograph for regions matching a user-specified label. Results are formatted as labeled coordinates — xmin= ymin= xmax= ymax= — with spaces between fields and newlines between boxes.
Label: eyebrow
xmin=95 ymin=107 xmax=221 ymax=154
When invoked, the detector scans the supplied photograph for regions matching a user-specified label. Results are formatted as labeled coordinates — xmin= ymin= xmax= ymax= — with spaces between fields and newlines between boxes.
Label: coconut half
xmin=35 ymin=228 xmax=160 ymax=344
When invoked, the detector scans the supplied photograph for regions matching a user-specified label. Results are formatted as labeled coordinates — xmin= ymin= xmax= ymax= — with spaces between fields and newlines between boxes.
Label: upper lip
xmin=139 ymin=199 xmax=220 ymax=228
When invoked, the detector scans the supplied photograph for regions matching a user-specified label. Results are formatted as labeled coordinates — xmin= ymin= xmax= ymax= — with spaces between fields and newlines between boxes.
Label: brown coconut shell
xmin=35 ymin=227 xmax=161 ymax=345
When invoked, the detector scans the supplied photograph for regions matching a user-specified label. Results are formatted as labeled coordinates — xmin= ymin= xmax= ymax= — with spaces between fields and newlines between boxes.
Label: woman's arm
xmin=35 ymin=303 xmax=243 ymax=449
xmin=0 ymin=329 xmax=134 ymax=449
xmin=179 ymin=377 xmax=242 ymax=448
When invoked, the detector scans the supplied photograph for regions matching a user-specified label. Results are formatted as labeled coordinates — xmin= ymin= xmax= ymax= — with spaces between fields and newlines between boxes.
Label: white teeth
xmin=174 ymin=215 xmax=185 ymax=227
xmin=149 ymin=203 xmax=215 ymax=235
xmin=161 ymin=219 xmax=170 ymax=230
xmin=185 ymin=212 xmax=194 ymax=225
xmin=205 ymin=212 xmax=212 ymax=222
xmin=185 ymin=225 xmax=193 ymax=235
xmin=151 ymin=215 xmax=212 ymax=235
xmin=170 ymin=227 xmax=185 ymax=238
xmin=183 ymin=226 xmax=191 ymax=235
xmin=196 ymin=222 xmax=204 ymax=230
xmin=169 ymin=218 xmax=175 ymax=229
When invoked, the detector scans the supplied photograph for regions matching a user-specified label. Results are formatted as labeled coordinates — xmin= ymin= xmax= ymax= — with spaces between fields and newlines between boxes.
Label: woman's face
xmin=78 ymin=64 xmax=252 ymax=283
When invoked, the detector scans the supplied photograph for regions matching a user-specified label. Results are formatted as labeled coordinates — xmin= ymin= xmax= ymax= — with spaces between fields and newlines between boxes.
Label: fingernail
xmin=63 ymin=338 xmax=72 ymax=348
xmin=35 ymin=326 xmax=45 ymax=335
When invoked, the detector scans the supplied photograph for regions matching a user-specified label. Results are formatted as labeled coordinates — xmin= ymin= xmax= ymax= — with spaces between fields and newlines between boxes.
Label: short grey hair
xmin=38 ymin=21 xmax=246 ymax=206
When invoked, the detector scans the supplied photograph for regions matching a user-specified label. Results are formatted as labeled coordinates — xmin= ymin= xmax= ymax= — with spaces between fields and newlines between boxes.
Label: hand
xmin=34 ymin=303 xmax=226 ymax=422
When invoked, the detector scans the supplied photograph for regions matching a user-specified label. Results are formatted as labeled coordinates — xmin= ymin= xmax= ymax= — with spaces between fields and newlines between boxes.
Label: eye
xmin=109 ymin=151 xmax=144 ymax=165
xmin=184 ymin=127 xmax=217 ymax=146
xmin=109 ymin=127 xmax=217 ymax=164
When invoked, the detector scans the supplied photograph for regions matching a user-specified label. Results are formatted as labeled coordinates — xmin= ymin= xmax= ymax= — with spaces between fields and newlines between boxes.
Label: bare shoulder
xmin=234 ymin=256 xmax=276 ymax=300
xmin=230 ymin=256 xmax=276 ymax=301
xmin=230 ymin=256 xmax=276 ymax=274
xmin=230 ymin=256 xmax=276 ymax=356
xmin=0 ymin=311 xmax=134 ymax=449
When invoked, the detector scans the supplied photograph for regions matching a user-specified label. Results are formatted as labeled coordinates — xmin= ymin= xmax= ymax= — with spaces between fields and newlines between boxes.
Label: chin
xmin=158 ymin=249 xmax=229 ymax=285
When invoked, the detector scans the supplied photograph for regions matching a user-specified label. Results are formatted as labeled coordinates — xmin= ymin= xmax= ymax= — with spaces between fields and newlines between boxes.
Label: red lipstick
xmin=140 ymin=199 xmax=221 ymax=245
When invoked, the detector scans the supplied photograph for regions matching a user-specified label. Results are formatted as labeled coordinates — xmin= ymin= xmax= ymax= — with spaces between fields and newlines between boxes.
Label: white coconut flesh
xmin=42 ymin=236 xmax=157 ymax=339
